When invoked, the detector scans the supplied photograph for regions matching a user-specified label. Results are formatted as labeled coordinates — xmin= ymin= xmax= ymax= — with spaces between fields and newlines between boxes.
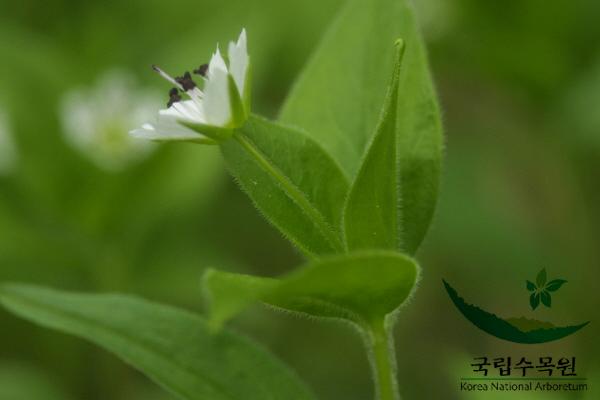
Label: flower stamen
xmin=175 ymin=71 xmax=197 ymax=91
xmin=132 ymin=29 xmax=249 ymax=142
xmin=167 ymin=88 xmax=182 ymax=107
xmin=153 ymin=65 xmax=205 ymax=106
xmin=152 ymin=65 xmax=184 ymax=91
xmin=193 ymin=64 xmax=209 ymax=77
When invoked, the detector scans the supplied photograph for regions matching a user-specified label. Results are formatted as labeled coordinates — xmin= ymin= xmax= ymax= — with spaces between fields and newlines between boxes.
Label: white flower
xmin=60 ymin=70 xmax=160 ymax=171
xmin=130 ymin=29 xmax=250 ymax=143
xmin=0 ymin=110 xmax=18 ymax=175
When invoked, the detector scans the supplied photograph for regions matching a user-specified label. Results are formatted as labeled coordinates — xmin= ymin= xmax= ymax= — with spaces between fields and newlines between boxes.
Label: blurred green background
xmin=0 ymin=0 xmax=599 ymax=399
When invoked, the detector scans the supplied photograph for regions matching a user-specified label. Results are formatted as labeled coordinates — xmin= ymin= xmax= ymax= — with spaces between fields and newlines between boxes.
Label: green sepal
xmin=526 ymin=280 xmax=536 ymax=291
xmin=147 ymin=134 xmax=219 ymax=145
xmin=228 ymin=73 xmax=247 ymax=127
xmin=174 ymin=71 xmax=249 ymax=142
xmin=179 ymin=120 xmax=234 ymax=142
xmin=242 ymin=59 xmax=252 ymax=115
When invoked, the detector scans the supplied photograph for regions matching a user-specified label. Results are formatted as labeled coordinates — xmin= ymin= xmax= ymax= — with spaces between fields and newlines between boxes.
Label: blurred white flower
xmin=0 ymin=110 xmax=18 ymax=176
xmin=130 ymin=29 xmax=250 ymax=143
xmin=60 ymin=70 xmax=161 ymax=171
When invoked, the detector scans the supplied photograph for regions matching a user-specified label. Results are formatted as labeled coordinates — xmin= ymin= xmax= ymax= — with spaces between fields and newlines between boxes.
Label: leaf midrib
xmin=233 ymin=132 xmax=344 ymax=253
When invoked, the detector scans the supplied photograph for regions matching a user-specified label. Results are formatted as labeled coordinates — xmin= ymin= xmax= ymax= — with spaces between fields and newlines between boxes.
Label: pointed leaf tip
xmin=395 ymin=38 xmax=405 ymax=51
xmin=343 ymin=39 xmax=406 ymax=252
xmin=526 ymin=280 xmax=536 ymax=291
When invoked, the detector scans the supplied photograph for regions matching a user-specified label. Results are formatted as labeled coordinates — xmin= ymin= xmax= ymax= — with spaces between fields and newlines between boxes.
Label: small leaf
xmin=526 ymin=280 xmax=536 ymax=291
xmin=344 ymin=40 xmax=405 ymax=252
xmin=0 ymin=285 xmax=316 ymax=400
xmin=204 ymin=251 xmax=419 ymax=330
xmin=530 ymin=292 xmax=540 ymax=310
xmin=541 ymin=291 xmax=552 ymax=308
xmin=221 ymin=115 xmax=349 ymax=257
xmin=545 ymin=279 xmax=567 ymax=292
xmin=536 ymin=268 xmax=547 ymax=287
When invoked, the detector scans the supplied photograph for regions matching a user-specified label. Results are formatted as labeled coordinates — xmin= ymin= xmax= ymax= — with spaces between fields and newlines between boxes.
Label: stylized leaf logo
xmin=530 ymin=292 xmax=540 ymax=310
xmin=526 ymin=269 xmax=567 ymax=310
xmin=545 ymin=279 xmax=567 ymax=292
xmin=526 ymin=280 xmax=536 ymax=291
xmin=540 ymin=291 xmax=552 ymax=307
xmin=536 ymin=268 xmax=547 ymax=287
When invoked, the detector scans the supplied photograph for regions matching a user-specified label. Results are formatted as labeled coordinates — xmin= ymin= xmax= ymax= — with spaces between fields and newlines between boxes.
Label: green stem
xmin=365 ymin=318 xmax=400 ymax=400
xmin=233 ymin=131 xmax=344 ymax=252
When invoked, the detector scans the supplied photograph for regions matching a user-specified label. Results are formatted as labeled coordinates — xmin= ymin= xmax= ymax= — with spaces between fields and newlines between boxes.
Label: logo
xmin=443 ymin=269 xmax=589 ymax=344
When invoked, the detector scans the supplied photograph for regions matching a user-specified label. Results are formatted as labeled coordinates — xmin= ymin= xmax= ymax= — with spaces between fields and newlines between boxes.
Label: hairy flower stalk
xmin=130 ymin=29 xmax=250 ymax=143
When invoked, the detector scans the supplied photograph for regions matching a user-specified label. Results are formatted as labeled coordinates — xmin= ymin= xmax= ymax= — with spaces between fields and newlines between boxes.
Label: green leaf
xmin=545 ymin=279 xmax=567 ymax=292
xmin=280 ymin=0 xmax=443 ymax=254
xmin=344 ymin=40 xmax=405 ymax=252
xmin=526 ymin=280 xmax=536 ymax=291
xmin=540 ymin=291 xmax=552 ymax=308
xmin=530 ymin=292 xmax=540 ymax=310
xmin=203 ymin=251 xmax=419 ymax=330
xmin=221 ymin=114 xmax=349 ymax=257
xmin=0 ymin=284 xmax=316 ymax=400
xmin=536 ymin=268 xmax=547 ymax=287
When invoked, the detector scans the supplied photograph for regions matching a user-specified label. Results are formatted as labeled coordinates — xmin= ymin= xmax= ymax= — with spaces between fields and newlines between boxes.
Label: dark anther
xmin=175 ymin=71 xmax=197 ymax=91
xmin=193 ymin=64 xmax=209 ymax=77
xmin=167 ymin=87 xmax=182 ymax=107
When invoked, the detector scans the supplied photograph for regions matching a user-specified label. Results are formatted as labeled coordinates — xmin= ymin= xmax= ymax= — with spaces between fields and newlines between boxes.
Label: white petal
xmin=228 ymin=28 xmax=248 ymax=97
xmin=208 ymin=47 xmax=228 ymax=77
xmin=203 ymin=66 xmax=231 ymax=126
xmin=159 ymin=100 xmax=206 ymax=124
xmin=131 ymin=100 xmax=208 ymax=141
xmin=130 ymin=119 xmax=203 ymax=141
